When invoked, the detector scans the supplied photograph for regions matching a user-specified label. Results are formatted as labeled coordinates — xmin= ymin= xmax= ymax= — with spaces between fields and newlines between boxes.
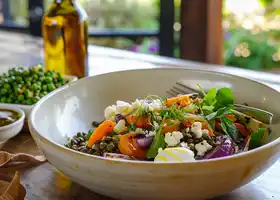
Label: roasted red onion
xmin=135 ymin=135 xmax=154 ymax=149
xmin=203 ymin=136 xmax=236 ymax=159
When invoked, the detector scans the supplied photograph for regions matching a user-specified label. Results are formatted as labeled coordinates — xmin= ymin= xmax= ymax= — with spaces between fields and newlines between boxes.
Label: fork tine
xmin=170 ymin=89 xmax=181 ymax=96
xmin=172 ymin=86 xmax=188 ymax=95
xmin=175 ymin=82 xmax=203 ymax=96
xmin=166 ymin=90 xmax=177 ymax=97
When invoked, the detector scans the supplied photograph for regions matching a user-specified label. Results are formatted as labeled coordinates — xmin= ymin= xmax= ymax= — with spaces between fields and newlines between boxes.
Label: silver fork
xmin=167 ymin=82 xmax=274 ymax=124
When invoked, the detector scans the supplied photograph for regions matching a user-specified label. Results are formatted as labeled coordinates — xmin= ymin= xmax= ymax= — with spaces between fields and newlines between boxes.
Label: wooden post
xmin=180 ymin=0 xmax=223 ymax=65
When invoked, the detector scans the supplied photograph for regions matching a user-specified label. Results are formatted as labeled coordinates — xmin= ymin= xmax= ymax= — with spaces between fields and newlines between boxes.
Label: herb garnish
xmin=147 ymin=115 xmax=167 ymax=159
xmin=198 ymin=85 xmax=239 ymax=142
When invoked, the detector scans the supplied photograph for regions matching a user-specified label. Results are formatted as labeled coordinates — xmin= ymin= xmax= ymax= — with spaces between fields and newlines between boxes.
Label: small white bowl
xmin=0 ymin=104 xmax=25 ymax=148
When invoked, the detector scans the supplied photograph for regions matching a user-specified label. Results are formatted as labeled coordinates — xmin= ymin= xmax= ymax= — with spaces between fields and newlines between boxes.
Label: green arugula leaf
xmin=147 ymin=128 xmax=166 ymax=159
xmin=220 ymin=116 xmax=239 ymax=141
xmin=203 ymin=88 xmax=217 ymax=106
xmin=249 ymin=128 xmax=265 ymax=150
xmin=214 ymin=88 xmax=234 ymax=111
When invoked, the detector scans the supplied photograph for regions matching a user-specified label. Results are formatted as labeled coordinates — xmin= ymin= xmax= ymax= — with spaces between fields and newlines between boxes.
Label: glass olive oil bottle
xmin=43 ymin=0 xmax=88 ymax=78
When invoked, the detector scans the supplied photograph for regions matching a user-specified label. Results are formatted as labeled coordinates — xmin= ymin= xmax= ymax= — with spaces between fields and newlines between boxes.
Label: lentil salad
xmin=65 ymin=85 xmax=270 ymax=162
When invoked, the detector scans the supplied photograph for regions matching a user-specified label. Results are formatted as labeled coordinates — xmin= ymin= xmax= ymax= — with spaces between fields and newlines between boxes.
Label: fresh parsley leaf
xmin=220 ymin=116 xmax=239 ymax=141
xmin=147 ymin=128 xmax=166 ymax=159
xmin=203 ymin=88 xmax=217 ymax=106
xmin=214 ymin=88 xmax=234 ymax=111
xmin=249 ymin=128 xmax=265 ymax=150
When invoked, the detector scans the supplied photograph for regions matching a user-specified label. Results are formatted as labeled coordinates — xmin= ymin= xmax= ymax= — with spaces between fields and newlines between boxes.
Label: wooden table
xmin=0 ymin=31 xmax=280 ymax=200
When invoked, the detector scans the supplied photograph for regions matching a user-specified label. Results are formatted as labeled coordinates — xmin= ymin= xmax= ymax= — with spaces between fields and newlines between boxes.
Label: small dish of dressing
xmin=0 ymin=104 xmax=25 ymax=149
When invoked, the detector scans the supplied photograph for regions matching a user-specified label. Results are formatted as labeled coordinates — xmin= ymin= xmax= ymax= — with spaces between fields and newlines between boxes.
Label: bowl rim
xmin=0 ymin=103 xmax=25 ymax=131
xmin=29 ymin=67 xmax=280 ymax=164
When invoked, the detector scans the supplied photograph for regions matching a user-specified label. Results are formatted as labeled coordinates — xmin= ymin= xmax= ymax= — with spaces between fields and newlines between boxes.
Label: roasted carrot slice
xmin=118 ymin=133 xmax=147 ymax=159
xmin=87 ymin=120 xmax=115 ymax=147
xmin=234 ymin=123 xmax=250 ymax=137
xmin=164 ymin=95 xmax=191 ymax=107
xmin=126 ymin=115 xmax=151 ymax=129
xmin=162 ymin=120 xmax=180 ymax=134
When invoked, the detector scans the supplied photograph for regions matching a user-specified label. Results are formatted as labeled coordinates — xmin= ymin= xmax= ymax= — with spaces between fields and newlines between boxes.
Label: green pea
xmin=32 ymin=96 xmax=40 ymax=103
xmin=26 ymin=99 xmax=33 ymax=105
xmin=47 ymin=84 xmax=56 ymax=91
xmin=6 ymin=97 xmax=12 ymax=103
xmin=42 ymin=85 xmax=48 ymax=91
xmin=26 ymin=81 xmax=32 ymax=88
xmin=16 ymin=76 xmax=22 ymax=83
xmin=17 ymin=94 xmax=25 ymax=101
xmin=45 ymin=77 xmax=53 ymax=83
xmin=4 ymin=83 xmax=11 ymax=90
xmin=1 ymin=88 xmax=7 ymax=95
xmin=0 ymin=97 xmax=6 ymax=103
xmin=23 ymin=70 xmax=29 ymax=76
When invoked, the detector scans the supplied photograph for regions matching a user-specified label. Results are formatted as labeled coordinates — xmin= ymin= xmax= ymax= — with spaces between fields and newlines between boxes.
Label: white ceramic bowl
xmin=0 ymin=104 xmax=25 ymax=148
xmin=28 ymin=68 xmax=280 ymax=200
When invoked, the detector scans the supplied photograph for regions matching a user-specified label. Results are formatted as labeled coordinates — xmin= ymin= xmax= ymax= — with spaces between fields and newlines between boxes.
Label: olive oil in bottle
xmin=43 ymin=0 xmax=88 ymax=78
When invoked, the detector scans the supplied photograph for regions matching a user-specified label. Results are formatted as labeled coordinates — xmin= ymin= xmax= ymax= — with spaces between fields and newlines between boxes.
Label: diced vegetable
xmin=126 ymin=115 xmax=151 ymax=129
xmin=164 ymin=95 xmax=191 ymax=108
xmin=203 ymin=136 xmax=236 ymax=159
xmin=161 ymin=119 xmax=180 ymax=134
xmin=118 ymin=133 xmax=147 ymax=159
xmin=87 ymin=120 xmax=115 ymax=148
xmin=113 ymin=119 xmax=128 ymax=134
xmin=135 ymin=135 xmax=154 ymax=149
xmin=234 ymin=123 xmax=250 ymax=137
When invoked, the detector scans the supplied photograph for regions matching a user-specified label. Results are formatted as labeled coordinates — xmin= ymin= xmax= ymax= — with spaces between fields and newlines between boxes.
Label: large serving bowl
xmin=28 ymin=68 xmax=280 ymax=200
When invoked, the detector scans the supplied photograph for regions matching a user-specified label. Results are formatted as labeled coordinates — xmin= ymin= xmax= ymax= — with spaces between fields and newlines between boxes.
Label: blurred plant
xmin=224 ymin=28 xmax=280 ymax=70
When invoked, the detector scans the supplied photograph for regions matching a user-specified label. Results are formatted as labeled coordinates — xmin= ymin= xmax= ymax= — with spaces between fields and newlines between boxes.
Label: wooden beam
xmin=180 ymin=0 xmax=223 ymax=65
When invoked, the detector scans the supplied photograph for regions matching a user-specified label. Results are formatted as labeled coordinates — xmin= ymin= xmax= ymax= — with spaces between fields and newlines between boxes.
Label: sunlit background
xmin=2 ymin=0 xmax=280 ymax=71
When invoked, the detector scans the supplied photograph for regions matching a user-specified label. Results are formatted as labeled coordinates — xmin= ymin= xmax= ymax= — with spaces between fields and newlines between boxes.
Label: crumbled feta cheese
xmin=202 ymin=129 xmax=209 ymax=136
xmin=147 ymin=131 xmax=156 ymax=136
xmin=135 ymin=128 xmax=145 ymax=134
xmin=186 ymin=127 xmax=190 ymax=133
xmin=180 ymin=142 xmax=189 ymax=149
xmin=158 ymin=148 xmax=163 ymax=153
xmin=104 ymin=105 xmax=117 ymax=120
xmin=114 ymin=120 xmax=128 ymax=134
xmin=149 ymin=99 xmax=163 ymax=111
xmin=131 ymin=99 xmax=162 ymax=112
xmin=164 ymin=131 xmax=183 ymax=147
xmin=132 ymin=99 xmax=145 ymax=110
xmin=195 ymin=140 xmax=213 ymax=156
xmin=116 ymin=101 xmax=133 ymax=116
xmin=191 ymin=122 xmax=203 ymax=138
xmin=154 ymin=147 xmax=195 ymax=162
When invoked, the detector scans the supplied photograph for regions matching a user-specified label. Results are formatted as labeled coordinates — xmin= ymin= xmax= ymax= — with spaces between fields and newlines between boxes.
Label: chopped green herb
xmin=146 ymin=128 xmax=166 ymax=159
